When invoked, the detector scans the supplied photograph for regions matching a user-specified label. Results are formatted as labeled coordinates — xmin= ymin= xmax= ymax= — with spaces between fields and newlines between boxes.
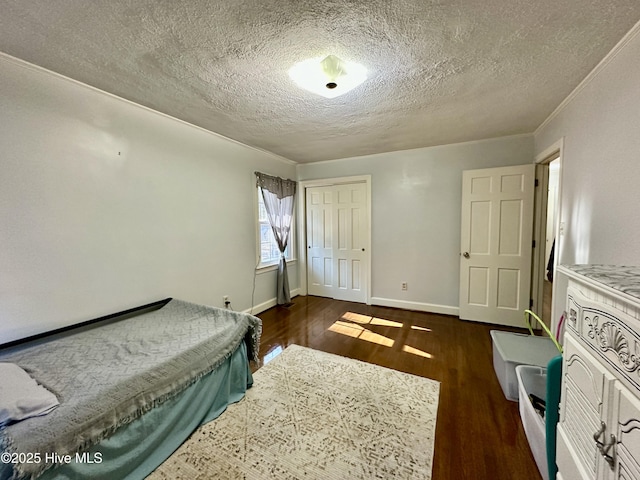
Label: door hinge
xmin=532 ymin=240 xmax=536 ymax=248
xmin=530 ymin=298 xmax=534 ymax=308
xmin=535 ymin=179 xmax=540 ymax=187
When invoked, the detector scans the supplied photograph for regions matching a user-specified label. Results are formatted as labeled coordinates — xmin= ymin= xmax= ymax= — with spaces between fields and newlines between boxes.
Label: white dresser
xmin=556 ymin=265 xmax=640 ymax=480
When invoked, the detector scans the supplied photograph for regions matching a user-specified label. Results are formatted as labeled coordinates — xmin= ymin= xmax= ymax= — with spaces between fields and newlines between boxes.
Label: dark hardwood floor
xmin=254 ymin=295 xmax=542 ymax=480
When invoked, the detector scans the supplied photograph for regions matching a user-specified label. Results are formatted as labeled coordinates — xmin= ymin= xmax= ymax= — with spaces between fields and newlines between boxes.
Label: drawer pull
xmin=593 ymin=421 xmax=616 ymax=469
xmin=593 ymin=421 xmax=606 ymax=442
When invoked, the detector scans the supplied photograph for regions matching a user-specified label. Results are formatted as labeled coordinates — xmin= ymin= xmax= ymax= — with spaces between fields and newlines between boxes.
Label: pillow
xmin=0 ymin=363 xmax=59 ymax=426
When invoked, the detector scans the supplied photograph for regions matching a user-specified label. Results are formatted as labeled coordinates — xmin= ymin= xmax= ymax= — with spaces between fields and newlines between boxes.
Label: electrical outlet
xmin=401 ymin=282 xmax=408 ymax=291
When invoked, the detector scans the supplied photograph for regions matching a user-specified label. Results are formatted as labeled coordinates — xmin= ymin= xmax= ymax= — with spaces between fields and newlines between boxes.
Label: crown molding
xmin=535 ymin=19 xmax=640 ymax=136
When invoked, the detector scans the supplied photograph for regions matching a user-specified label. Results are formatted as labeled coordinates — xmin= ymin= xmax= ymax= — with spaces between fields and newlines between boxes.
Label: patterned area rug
xmin=149 ymin=345 xmax=440 ymax=479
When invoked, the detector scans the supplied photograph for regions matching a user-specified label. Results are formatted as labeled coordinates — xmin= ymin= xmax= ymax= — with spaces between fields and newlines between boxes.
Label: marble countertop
xmin=560 ymin=264 xmax=640 ymax=301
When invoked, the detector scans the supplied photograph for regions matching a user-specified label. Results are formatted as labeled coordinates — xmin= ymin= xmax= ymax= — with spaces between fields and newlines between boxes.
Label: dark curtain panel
xmin=255 ymin=172 xmax=297 ymax=305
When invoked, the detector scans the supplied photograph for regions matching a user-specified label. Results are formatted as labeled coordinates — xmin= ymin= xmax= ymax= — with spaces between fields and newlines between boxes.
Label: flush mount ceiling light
xmin=288 ymin=55 xmax=367 ymax=99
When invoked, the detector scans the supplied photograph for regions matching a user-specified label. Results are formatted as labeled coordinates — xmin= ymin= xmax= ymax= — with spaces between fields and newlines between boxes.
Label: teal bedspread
xmin=38 ymin=342 xmax=252 ymax=480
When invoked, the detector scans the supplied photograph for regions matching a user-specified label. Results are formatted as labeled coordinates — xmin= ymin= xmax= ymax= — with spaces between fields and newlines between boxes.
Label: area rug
xmin=149 ymin=344 xmax=440 ymax=479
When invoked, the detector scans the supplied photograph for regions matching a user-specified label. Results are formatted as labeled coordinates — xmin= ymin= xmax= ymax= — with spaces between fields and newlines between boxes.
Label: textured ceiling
xmin=1 ymin=1 xmax=640 ymax=163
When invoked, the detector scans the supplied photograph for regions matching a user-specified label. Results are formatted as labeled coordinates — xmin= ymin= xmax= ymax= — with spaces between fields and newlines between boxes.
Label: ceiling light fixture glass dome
xmin=288 ymin=55 xmax=367 ymax=98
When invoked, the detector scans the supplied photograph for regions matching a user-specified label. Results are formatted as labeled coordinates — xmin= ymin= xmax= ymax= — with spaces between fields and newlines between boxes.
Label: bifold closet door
xmin=306 ymin=183 xmax=367 ymax=303
xmin=307 ymin=186 xmax=334 ymax=298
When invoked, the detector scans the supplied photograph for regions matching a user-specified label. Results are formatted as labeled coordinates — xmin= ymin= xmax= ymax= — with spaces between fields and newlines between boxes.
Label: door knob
xmin=462 ymin=252 xmax=470 ymax=259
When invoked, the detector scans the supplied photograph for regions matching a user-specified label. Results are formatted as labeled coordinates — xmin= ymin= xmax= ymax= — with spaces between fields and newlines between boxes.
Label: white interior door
xmin=306 ymin=182 xmax=368 ymax=303
xmin=459 ymin=164 xmax=535 ymax=326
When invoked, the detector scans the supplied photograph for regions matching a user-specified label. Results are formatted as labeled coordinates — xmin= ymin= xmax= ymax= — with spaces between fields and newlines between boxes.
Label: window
xmin=257 ymin=187 xmax=293 ymax=268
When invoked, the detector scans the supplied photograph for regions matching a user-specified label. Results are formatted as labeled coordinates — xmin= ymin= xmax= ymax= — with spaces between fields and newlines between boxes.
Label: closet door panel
xmin=306 ymin=187 xmax=334 ymax=297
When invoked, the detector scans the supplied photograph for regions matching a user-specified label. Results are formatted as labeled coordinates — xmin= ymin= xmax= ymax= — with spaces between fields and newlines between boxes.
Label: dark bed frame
xmin=0 ymin=298 xmax=172 ymax=350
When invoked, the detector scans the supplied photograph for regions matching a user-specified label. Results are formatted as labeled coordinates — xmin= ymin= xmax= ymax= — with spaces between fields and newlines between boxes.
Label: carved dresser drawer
xmin=556 ymin=265 xmax=640 ymax=480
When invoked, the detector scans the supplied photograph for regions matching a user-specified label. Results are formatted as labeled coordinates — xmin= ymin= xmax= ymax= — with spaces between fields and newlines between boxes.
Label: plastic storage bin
xmin=490 ymin=330 xmax=559 ymax=401
xmin=516 ymin=365 xmax=548 ymax=480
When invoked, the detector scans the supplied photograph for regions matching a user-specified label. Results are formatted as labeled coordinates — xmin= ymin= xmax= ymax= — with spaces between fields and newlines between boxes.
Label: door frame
xmin=296 ymin=175 xmax=372 ymax=304
xmin=531 ymin=138 xmax=564 ymax=329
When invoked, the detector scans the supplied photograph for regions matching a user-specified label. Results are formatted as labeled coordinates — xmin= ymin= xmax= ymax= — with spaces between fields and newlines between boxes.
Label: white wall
xmin=535 ymin=23 xmax=640 ymax=268
xmin=535 ymin=22 xmax=640 ymax=333
xmin=0 ymin=54 xmax=297 ymax=344
xmin=297 ymin=134 xmax=534 ymax=314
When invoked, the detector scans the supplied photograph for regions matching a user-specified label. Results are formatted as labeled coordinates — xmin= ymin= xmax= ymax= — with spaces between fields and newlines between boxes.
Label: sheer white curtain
xmin=255 ymin=172 xmax=297 ymax=305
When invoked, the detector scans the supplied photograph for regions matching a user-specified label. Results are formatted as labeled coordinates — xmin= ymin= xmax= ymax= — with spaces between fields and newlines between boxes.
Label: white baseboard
xmin=244 ymin=288 xmax=301 ymax=315
xmin=370 ymin=297 xmax=459 ymax=317
xmin=245 ymin=292 xmax=457 ymax=317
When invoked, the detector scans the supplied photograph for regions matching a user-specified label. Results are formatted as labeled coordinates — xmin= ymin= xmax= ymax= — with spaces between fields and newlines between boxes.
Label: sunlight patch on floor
xmin=341 ymin=312 xmax=403 ymax=328
xmin=411 ymin=325 xmax=432 ymax=332
xmin=329 ymin=321 xmax=394 ymax=347
xmin=371 ymin=317 xmax=403 ymax=328
xmin=263 ymin=345 xmax=284 ymax=364
xmin=328 ymin=312 xmax=434 ymax=358
xmin=402 ymin=344 xmax=433 ymax=358
xmin=341 ymin=312 xmax=372 ymax=324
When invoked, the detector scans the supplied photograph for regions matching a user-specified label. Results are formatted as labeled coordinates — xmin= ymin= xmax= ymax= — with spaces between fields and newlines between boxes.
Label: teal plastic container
xmin=546 ymin=355 xmax=563 ymax=480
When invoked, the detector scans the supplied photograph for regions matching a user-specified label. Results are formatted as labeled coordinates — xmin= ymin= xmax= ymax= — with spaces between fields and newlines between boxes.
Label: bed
xmin=0 ymin=298 xmax=261 ymax=480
